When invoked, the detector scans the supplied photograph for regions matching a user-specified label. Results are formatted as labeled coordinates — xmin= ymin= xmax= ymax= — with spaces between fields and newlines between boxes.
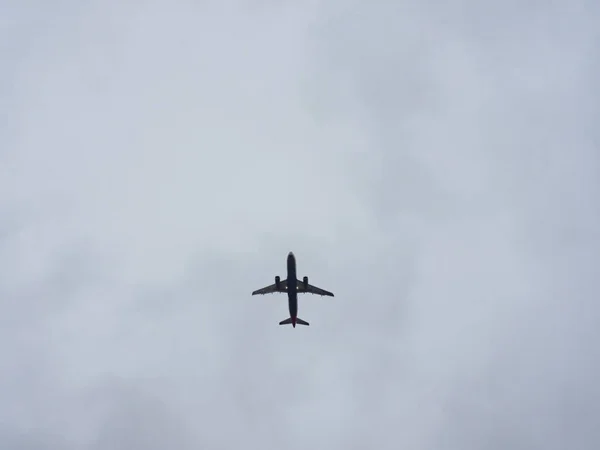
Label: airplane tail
xmin=279 ymin=317 xmax=309 ymax=327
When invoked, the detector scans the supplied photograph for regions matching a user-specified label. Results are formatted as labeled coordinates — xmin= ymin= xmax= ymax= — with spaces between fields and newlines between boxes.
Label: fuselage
xmin=286 ymin=251 xmax=298 ymax=326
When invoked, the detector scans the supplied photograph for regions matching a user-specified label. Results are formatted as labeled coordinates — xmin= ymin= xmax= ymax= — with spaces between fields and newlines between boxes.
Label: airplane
xmin=251 ymin=251 xmax=334 ymax=327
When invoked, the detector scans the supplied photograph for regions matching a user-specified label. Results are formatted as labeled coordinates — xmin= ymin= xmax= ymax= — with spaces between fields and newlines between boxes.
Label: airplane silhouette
xmin=251 ymin=252 xmax=334 ymax=327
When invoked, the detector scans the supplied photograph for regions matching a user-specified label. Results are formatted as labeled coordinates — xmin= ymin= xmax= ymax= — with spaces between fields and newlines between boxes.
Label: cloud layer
xmin=2 ymin=1 xmax=599 ymax=449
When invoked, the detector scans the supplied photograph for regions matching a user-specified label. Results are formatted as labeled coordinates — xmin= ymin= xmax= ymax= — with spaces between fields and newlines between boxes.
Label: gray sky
xmin=1 ymin=1 xmax=599 ymax=449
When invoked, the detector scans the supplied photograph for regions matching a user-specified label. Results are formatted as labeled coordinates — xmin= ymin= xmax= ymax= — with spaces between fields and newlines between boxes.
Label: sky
xmin=1 ymin=0 xmax=599 ymax=449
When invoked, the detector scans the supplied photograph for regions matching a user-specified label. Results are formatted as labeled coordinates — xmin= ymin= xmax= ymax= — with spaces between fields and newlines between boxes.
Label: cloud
xmin=307 ymin=1 xmax=600 ymax=448
xmin=2 ymin=0 xmax=599 ymax=449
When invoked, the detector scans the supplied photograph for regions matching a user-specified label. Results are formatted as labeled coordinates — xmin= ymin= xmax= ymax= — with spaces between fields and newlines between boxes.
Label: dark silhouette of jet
xmin=251 ymin=251 xmax=334 ymax=327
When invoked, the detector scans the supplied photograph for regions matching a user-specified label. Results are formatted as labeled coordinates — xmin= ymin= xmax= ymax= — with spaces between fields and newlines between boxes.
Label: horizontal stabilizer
xmin=278 ymin=317 xmax=309 ymax=326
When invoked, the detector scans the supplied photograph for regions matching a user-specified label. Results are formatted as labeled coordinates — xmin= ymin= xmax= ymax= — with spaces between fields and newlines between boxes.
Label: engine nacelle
xmin=303 ymin=276 xmax=308 ymax=288
xmin=275 ymin=276 xmax=281 ymax=289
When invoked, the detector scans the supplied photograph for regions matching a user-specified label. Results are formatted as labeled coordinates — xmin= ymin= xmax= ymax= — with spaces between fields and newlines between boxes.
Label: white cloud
xmin=2 ymin=0 xmax=599 ymax=449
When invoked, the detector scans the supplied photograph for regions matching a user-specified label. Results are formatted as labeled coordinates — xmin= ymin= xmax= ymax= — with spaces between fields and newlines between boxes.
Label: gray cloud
xmin=2 ymin=0 xmax=599 ymax=449
xmin=307 ymin=1 xmax=600 ymax=448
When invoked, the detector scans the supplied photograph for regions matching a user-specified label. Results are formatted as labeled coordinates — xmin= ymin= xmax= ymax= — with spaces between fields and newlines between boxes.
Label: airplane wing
xmin=296 ymin=279 xmax=334 ymax=297
xmin=252 ymin=279 xmax=288 ymax=295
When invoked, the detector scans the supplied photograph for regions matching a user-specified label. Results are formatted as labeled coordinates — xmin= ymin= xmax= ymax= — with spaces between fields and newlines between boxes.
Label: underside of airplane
xmin=251 ymin=252 xmax=334 ymax=327
xmin=251 ymin=276 xmax=334 ymax=297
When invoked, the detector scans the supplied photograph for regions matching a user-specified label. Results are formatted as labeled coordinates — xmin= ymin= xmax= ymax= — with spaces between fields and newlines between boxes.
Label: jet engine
xmin=303 ymin=276 xmax=308 ymax=288
xmin=275 ymin=276 xmax=281 ymax=289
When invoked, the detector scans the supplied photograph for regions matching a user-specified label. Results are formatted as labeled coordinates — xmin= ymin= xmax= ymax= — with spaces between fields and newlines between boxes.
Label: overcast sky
xmin=1 ymin=1 xmax=599 ymax=449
